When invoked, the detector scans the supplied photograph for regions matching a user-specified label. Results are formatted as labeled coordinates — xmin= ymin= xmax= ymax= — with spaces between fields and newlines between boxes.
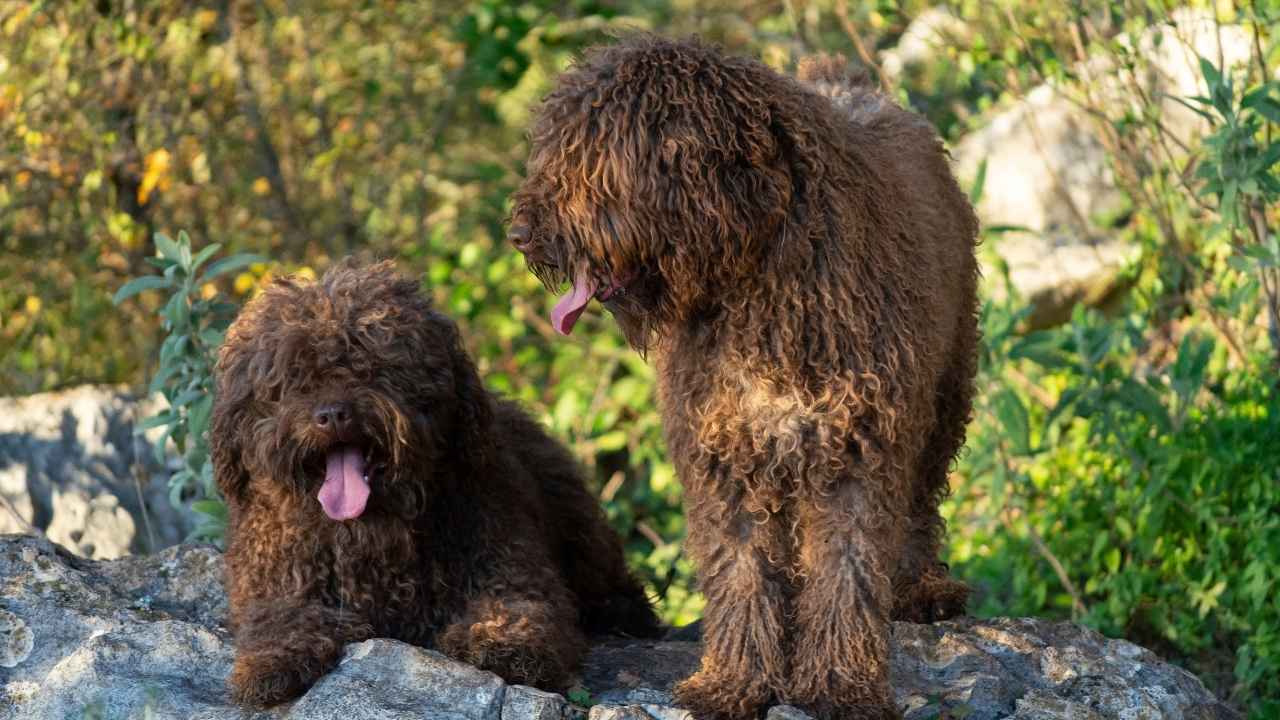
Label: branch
xmin=834 ymin=0 xmax=888 ymax=92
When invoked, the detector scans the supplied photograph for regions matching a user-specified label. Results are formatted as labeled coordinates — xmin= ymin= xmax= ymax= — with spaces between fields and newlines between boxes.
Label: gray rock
xmin=952 ymin=9 xmax=1254 ymax=327
xmin=288 ymin=640 xmax=506 ymax=720
xmin=0 ymin=386 xmax=195 ymax=559
xmin=502 ymin=686 xmax=567 ymax=720
xmin=0 ymin=535 xmax=1237 ymax=720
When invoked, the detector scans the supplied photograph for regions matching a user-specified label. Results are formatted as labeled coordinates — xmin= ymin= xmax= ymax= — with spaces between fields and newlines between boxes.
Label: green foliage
xmin=113 ymin=231 xmax=260 ymax=543
xmin=566 ymin=688 xmax=595 ymax=707
xmin=947 ymin=9 xmax=1280 ymax=714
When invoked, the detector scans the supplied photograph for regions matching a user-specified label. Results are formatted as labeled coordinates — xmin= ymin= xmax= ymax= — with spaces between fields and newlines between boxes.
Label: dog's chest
xmin=658 ymin=352 xmax=845 ymax=490
xmin=321 ymin=525 xmax=451 ymax=641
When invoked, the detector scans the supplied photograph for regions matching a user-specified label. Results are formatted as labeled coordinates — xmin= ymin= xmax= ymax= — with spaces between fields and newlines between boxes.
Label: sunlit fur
xmin=211 ymin=261 xmax=659 ymax=708
xmin=511 ymin=38 xmax=980 ymax=720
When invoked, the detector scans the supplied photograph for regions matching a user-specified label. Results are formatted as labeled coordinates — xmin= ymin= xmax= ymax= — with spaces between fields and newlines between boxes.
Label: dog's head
xmin=210 ymin=260 xmax=492 ymax=521
xmin=508 ymin=35 xmax=800 ymax=347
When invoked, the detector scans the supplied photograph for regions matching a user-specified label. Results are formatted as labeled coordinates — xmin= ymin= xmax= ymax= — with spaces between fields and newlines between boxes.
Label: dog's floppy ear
xmin=210 ymin=336 xmax=253 ymax=503
xmin=444 ymin=323 xmax=495 ymax=469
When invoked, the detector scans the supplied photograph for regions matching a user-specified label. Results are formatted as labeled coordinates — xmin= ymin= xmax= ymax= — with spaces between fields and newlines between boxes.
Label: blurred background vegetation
xmin=2 ymin=0 xmax=1278 ymax=715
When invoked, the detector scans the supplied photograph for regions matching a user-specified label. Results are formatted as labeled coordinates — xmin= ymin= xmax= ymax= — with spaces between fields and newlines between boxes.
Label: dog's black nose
xmin=507 ymin=224 xmax=531 ymax=249
xmin=313 ymin=402 xmax=353 ymax=434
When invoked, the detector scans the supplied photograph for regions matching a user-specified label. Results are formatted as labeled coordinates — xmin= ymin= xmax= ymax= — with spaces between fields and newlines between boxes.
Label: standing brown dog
xmin=509 ymin=37 xmax=979 ymax=720
xmin=211 ymin=261 xmax=659 ymax=707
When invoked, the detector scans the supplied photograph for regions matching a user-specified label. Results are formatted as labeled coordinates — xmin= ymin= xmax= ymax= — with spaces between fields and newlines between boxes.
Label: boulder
xmin=0 ymin=535 xmax=1237 ymax=720
xmin=0 ymin=385 xmax=194 ymax=559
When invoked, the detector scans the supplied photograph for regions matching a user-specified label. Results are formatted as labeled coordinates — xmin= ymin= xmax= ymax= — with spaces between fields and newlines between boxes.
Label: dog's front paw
xmin=438 ymin=597 xmax=584 ymax=690
xmin=673 ymin=668 xmax=770 ymax=720
xmin=228 ymin=653 xmax=317 ymax=708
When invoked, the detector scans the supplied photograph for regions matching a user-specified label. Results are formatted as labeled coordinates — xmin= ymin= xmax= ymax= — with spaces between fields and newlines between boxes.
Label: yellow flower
xmin=137 ymin=149 xmax=172 ymax=205
xmin=194 ymin=9 xmax=219 ymax=31
xmin=24 ymin=296 xmax=41 ymax=314
xmin=252 ymin=177 xmax=271 ymax=196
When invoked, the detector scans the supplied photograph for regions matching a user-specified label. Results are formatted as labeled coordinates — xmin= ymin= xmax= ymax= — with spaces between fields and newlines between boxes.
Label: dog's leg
xmin=674 ymin=484 xmax=791 ymax=720
xmin=227 ymin=598 xmax=372 ymax=707
xmin=787 ymin=480 xmax=903 ymax=720
xmin=891 ymin=357 xmax=973 ymax=624
xmin=437 ymin=560 xmax=586 ymax=691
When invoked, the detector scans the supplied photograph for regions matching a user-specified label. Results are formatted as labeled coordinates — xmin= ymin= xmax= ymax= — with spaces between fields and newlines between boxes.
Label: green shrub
xmin=947 ymin=28 xmax=1280 ymax=715
xmin=112 ymin=231 xmax=261 ymax=542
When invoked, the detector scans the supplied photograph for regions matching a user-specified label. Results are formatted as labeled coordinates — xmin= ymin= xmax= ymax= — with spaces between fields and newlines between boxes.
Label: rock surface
xmin=0 ymin=535 xmax=1236 ymax=720
xmin=0 ymin=385 xmax=193 ymax=559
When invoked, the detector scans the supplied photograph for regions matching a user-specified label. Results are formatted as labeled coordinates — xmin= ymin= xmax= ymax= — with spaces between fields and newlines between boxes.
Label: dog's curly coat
xmin=211 ymin=261 xmax=659 ymax=707
xmin=509 ymin=37 xmax=980 ymax=720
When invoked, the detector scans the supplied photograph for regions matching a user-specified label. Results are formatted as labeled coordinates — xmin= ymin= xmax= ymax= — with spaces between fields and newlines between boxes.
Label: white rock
xmin=0 ymin=385 xmax=194 ymax=558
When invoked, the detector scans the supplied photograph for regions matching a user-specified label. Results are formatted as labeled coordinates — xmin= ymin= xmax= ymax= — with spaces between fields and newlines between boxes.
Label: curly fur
xmin=211 ymin=261 xmax=659 ymax=707
xmin=510 ymin=36 xmax=980 ymax=720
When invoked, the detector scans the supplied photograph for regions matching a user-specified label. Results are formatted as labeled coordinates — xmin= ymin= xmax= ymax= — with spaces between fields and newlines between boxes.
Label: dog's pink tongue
xmin=551 ymin=276 xmax=597 ymax=335
xmin=318 ymin=445 xmax=369 ymax=521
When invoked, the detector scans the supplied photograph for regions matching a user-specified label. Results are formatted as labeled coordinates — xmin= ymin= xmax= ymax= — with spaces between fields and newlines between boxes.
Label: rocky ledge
xmin=0 ymin=534 xmax=1235 ymax=720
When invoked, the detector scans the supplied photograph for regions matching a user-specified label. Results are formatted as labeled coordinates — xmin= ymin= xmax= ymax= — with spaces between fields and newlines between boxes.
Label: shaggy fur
xmin=509 ymin=38 xmax=979 ymax=720
xmin=211 ymin=261 xmax=659 ymax=707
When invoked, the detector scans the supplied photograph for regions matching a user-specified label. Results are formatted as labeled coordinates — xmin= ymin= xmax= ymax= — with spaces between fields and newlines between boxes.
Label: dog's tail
xmin=797 ymin=53 xmax=889 ymax=125
xmin=796 ymin=53 xmax=874 ymax=88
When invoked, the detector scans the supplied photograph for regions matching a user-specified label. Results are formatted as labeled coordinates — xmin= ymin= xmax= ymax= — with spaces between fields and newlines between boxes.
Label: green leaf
xmin=1198 ymin=56 xmax=1222 ymax=92
xmin=1253 ymin=96 xmax=1280 ymax=125
xmin=190 ymin=499 xmax=228 ymax=521
xmin=170 ymin=388 xmax=204 ymax=409
xmin=1105 ymin=546 xmax=1121 ymax=573
xmin=153 ymin=424 xmax=175 ymax=465
xmin=1117 ymin=378 xmax=1172 ymax=433
xmin=168 ymin=470 xmax=191 ymax=508
xmin=1010 ymin=330 xmax=1072 ymax=369
xmin=148 ymin=361 xmax=182 ymax=394
xmin=202 ymin=254 xmax=267 ymax=282
xmin=187 ymin=394 xmax=214 ymax=439
xmin=176 ymin=230 xmax=194 ymax=269
xmin=113 ymin=275 xmax=172 ymax=305
xmin=992 ymin=389 xmax=1032 ymax=456
xmin=162 ymin=292 xmax=189 ymax=331
xmin=1166 ymin=94 xmax=1214 ymax=121
xmin=154 ymin=232 xmax=184 ymax=264
xmin=189 ymin=243 xmax=224 ymax=274
xmin=186 ymin=520 xmax=227 ymax=544
xmin=134 ymin=411 xmax=175 ymax=433
xmin=1172 ymin=334 xmax=1214 ymax=392
xmin=198 ymin=327 xmax=226 ymax=348
xmin=594 ymin=430 xmax=628 ymax=452
xmin=968 ymin=158 xmax=988 ymax=205
xmin=1044 ymin=387 xmax=1082 ymax=432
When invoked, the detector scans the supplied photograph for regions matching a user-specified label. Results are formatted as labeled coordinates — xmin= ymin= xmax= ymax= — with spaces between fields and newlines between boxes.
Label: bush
xmin=112 ymin=231 xmax=261 ymax=542
xmin=945 ymin=11 xmax=1280 ymax=713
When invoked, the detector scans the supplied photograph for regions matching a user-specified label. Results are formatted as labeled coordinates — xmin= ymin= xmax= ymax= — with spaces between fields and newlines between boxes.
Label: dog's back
xmin=492 ymin=400 xmax=662 ymax=639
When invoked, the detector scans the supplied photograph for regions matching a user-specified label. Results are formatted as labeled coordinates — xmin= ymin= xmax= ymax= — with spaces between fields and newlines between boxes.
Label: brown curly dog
xmin=509 ymin=37 xmax=979 ymax=720
xmin=210 ymin=261 xmax=659 ymax=707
